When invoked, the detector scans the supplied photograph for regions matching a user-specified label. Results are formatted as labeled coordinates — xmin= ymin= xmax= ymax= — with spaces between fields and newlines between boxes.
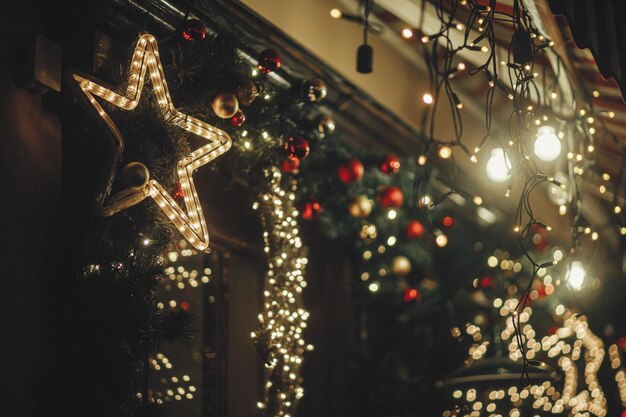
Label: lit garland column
xmin=252 ymin=167 xmax=312 ymax=417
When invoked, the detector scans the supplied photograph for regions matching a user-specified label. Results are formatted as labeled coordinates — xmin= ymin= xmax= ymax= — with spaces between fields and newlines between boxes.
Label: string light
xmin=68 ymin=34 xmax=232 ymax=250
xmin=439 ymin=146 xmax=453 ymax=159
xmin=566 ymin=260 xmax=586 ymax=291
xmin=485 ymin=148 xmax=512 ymax=183
xmin=252 ymin=168 xmax=310 ymax=416
xmin=401 ymin=28 xmax=414 ymax=39
xmin=534 ymin=126 xmax=562 ymax=162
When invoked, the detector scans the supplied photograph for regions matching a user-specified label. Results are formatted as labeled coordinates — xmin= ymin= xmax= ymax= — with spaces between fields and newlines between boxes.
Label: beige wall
xmin=242 ymin=0 xmax=426 ymax=130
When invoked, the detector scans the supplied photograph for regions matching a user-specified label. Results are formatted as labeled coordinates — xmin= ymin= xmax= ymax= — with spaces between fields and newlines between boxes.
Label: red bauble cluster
xmin=281 ymin=157 xmax=300 ymax=173
xmin=258 ymin=49 xmax=281 ymax=74
xmin=301 ymin=199 xmax=321 ymax=220
xmin=378 ymin=186 xmax=404 ymax=207
xmin=380 ymin=154 xmax=401 ymax=174
xmin=284 ymin=137 xmax=310 ymax=160
xmin=181 ymin=19 xmax=207 ymax=42
xmin=403 ymin=288 xmax=421 ymax=303
xmin=337 ymin=158 xmax=364 ymax=184
xmin=230 ymin=110 xmax=246 ymax=127
xmin=406 ymin=220 xmax=425 ymax=239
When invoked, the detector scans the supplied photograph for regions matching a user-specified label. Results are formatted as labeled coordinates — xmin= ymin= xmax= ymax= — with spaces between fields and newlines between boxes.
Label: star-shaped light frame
xmin=67 ymin=34 xmax=231 ymax=250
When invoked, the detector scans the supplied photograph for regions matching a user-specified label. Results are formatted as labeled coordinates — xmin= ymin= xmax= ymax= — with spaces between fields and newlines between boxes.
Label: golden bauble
xmin=317 ymin=114 xmax=336 ymax=138
xmin=121 ymin=161 xmax=150 ymax=188
xmin=304 ymin=78 xmax=328 ymax=102
xmin=211 ymin=93 xmax=239 ymax=118
xmin=391 ymin=255 xmax=412 ymax=276
xmin=235 ymin=79 xmax=259 ymax=106
xmin=348 ymin=196 xmax=373 ymax=218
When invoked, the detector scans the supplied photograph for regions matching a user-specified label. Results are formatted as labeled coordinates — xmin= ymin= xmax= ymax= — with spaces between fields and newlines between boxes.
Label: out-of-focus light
xmin=330 ymin=8 xmax=342 ymax=19
xmin=534 ymin=126 xmax=561 ymax=161
xmin=439 ymin=146 xmax=452 ymax=159
xmin=486 ymin=148 xmax=512 ymax=182
xmin=566 ymin=260 xmax=586 ymax=291
xmin=401 ymin=28 xmax=414 ymax=39
xmin=436 ymin=234 xmax=448 ymax=247
xmin=422 ymin=93 xmax=434 ymax=104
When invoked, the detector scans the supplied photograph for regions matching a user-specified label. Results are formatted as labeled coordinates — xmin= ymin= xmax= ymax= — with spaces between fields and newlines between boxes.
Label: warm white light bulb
xmin=401 ymin=28 xmax=414 ymax=39
xmin=330 ymin=8 xmax=342 ymax=19
xmin=422 ymin=93 xmax=434 ymax=104
xmin=534 ymin=126 xmax=561 ymax=161
xmin=566 ymin=260 xmax=586 ymax=291
xmin=485 ymin=148 xmax=512 ymax=182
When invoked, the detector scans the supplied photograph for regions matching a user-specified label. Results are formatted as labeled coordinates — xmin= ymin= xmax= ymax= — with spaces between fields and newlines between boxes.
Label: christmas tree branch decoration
xmin=67 ymin=33 xmax=232 ymax=250
xmin=252 ymin=168 xmax=311 ymax=417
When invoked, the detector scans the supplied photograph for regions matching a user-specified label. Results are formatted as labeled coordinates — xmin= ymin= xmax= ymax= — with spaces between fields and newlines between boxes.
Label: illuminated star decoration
xmin=67 ymin=33 xmax=231 ymax=250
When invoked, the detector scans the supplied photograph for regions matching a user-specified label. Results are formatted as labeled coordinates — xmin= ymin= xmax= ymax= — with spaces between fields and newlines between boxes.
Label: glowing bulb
xmin=566 ymin=260 xmax=586 ymax=291
xmin=439 ymin=146 xmax=452 ymax=159
xmin=534 ymin=126 xmax=561 ymax=161
xmin=417 ymin=155 xmax=427 ymax=165
xmin=401 ymin=28 xmax=414 ymax=39
xmin=330 ymin=8 xmax=342 ymax=19
xmin=485 ymin=148 xmax=512 ymax=182
xmin=436 ymin=234 xmax=448 ymax=247
xmin=422 ymin=93 xmax=434 ymax=104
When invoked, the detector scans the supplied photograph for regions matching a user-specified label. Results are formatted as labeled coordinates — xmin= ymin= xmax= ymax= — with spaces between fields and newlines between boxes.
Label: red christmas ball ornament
xmin=380 ymin=154 xmax=401 ymax=174
xmin=403 ymin=288 xmax=422 ymax=303
xmin=230 ymin=110 xmax=246 ymax=127
xmin=480 ymin=276 xmax=493 ymax=288
xmin=181 ymin=19 xmax=207 ymax=42
xmin=281 ymin=157 xmax=300 ymax=173
xmin=337 ymin=158 xmax=364 ymax=184
xmin=284 ymin=137 xmax=310 ymax=160
xmin=301 ymin=199 xmax=321 ymax=220
xmin=378 ymin=186 xmax=404 ymax=208
xmin=406 ymin=220 xmax=425 ymax=239
xmin=258 ymin=49 xmax=281 ymax=74
xmin=442 ymin=216 xmax=454 ymax=227
xmin=180 ymin=301 xmax=190 ymax=311
xmin=172 ymin=182 xmax=184 ymax=203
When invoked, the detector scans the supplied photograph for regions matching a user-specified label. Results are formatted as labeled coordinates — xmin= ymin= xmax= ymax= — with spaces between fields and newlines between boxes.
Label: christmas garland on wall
xmin=63 ymin=3 xmax=626 ymax=417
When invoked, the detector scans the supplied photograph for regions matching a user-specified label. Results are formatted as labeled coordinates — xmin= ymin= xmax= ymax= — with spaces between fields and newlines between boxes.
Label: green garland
xmin=64 ymin=23 xmax=508 ymax=417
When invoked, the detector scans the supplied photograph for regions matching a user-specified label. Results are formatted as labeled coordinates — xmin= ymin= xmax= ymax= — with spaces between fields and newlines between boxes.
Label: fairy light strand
xmin=251 ymin=168 xmax=311 ymax=417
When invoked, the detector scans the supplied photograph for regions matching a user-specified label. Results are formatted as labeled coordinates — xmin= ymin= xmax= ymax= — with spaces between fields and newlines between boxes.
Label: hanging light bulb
xmin=534 ymin=126 xmax=561 ymax=161
xmin=485 ymin=148 xmax=512 ymax=182
xmin=566 ymin=260 xmax=586 ymax=291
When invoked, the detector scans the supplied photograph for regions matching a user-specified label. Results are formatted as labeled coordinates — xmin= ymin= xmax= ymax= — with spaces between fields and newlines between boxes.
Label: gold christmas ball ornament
xmin=348 ymin=196 xmax=373 ymax=218
xmin=121 ymin=161 xmax=150 ymax=188
xmin=391 ymin=255 xmax=412 ymax=276
xmin=317 ymin=114 xmax=336 ymax=138
xmin=303 ymin=78 xmax=328 ymax=102
xmin=211 ymin=93 xmax=239 ymax=118
xmin=235 ymin=79 xmax=259 ymax=106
